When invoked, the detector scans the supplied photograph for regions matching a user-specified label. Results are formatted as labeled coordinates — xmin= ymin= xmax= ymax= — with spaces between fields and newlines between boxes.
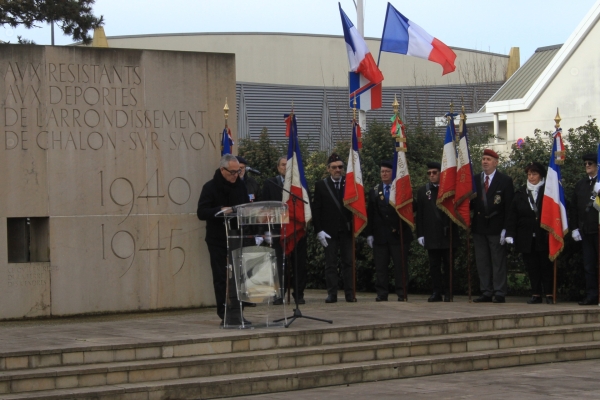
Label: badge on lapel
xmin=494 ymin=194 xmax=501 ymax=204
xmin=379 ymin=191 xmax=384 ymax=201
xmin=426 ymin=190 xmax=431 ymax=200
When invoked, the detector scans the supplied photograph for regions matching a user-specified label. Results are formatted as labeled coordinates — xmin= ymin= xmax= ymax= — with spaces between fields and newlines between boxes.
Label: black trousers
xmin=324 ymin=230 xmax=353 ymax=297
xmin=428 ymin=248 xmax=455 ymax=295
xmin=375 ymin=242 xmax=409 ymax=298
xmin=273 ymin=236 xmax=307 ymax=298
xmin=207 ymin=244 xmax=240 ymax=320
xmin=582 ymin=232 xmax=599 ymax=299
xmin=521 ymin=237 xmax=553 ymax=296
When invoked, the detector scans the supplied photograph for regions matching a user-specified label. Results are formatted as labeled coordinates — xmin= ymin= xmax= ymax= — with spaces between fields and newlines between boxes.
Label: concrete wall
xmin=0 ymin=45 xmax=236 ymax=319
xmin=104 ymin=33 xmax=508 ymax=88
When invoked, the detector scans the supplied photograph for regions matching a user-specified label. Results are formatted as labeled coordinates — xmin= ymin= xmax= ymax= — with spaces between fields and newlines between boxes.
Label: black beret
xmin=525 ymin=161 xmax=546 ymax=177
xmin=582 ymin=153 xmax=597 ymax=163
xmin=235 ymin=155 xmax=248 ymax=165
xmin=327 ymin=153 xmax=343 ymax=164
xmin=380 ymin=160 xmax=394 ymax=169
xmin=427 ymin=161 xmax=441 ymax=170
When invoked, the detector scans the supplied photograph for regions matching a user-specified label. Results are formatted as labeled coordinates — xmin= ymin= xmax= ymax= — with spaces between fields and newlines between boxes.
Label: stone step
xmin=1 ymin=322 xmax=599 ymax=395
xmin=1 ymin=340 xmax=599 ymax=400
xmin=2 ymin=309 xmax=599 ymax=371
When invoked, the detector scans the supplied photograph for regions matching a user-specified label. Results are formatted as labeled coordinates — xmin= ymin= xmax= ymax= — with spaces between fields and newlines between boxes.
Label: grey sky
xmin=3 ymin=0 xmax=597 ymax=65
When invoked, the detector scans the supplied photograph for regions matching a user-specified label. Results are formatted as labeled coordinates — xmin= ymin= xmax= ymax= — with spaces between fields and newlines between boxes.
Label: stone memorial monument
xmin=0 ymin=45 xmax=236 ymax=319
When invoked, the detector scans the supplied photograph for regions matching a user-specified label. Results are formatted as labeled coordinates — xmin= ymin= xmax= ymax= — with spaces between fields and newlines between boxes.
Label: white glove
xmin=317 ymin=231 xmax=331 ymax=247
xmin=500 ymin=229 xmax=506 ymax=245
xmin=418 ymin=237 xmax=425 ymax=247
xmin=255 ymin=237 xmax=264 ymax=246
xmin=264 ymin=231 xmax=272 ymax=245
xmin=505 ymin=237 xmax=514 ymax=244
xmin=595 ymin=182 xmax=600 ymax=194
xmin=367 ymin=236 xmax=374 ymax=248
xmin=572 ymin=229 xmax=582 ymax=242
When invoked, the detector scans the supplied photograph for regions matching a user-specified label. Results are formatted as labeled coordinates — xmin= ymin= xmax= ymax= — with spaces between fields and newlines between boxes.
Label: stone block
xmin=472 ymin=358 xmax=489 ymax=370
xmin=12 ymin=377 xmax=55 ymax=393
xmin=564 ymin=331 xmax=594 ymax=343
xmin=62 ymin=351 xmax=84 ymax=365
xmin=376 ymin=348 xmax=393 ymax=360
xmin=0 ymin=358 xmax=5 ymax=370
xmin=534 ymin=351 xmax=558 ymax=363
xmin=488 ymin=355 xmax=519 ymax=369
xmin=363 ymin=366 xmax=394 ymax=381
xmin=232 ymin=339 xmax=250 ymax=352
xmin=506 ymin=335 xmax=536 ymax=348
xmin=341 ymin=349 xmax=374 ymax=363
xmin=414 ymin=363 xmax=433 ymax=376
xmin=585 ymin=348 xmax=600 ymax=359
xmin=467 ymin=339 xmax=498 ymax=352
xmin=295 ymin=354 xmax=323 ymax=368
xmin=178 ymin=364 xmax=211 ymax=378
xmin=557 ymin=349 xmax=586 ymax=361
xmin=249 ymin=337 xmax=276 ymax=351
xmin=55 ymin=375 xmax=79 ymax=389
xmin=393 ymin=346 xmax=410 ymax=358
xmin=77 ymin=373 xmax=107 ymax=387
xmin=30 ymin=353 xmax=61 ymax=368
xmin=451 ymin=342 xmax=467 ymax=353
xmin=84 ymin=350 xmax=114 ymax=364
xmin=128 ymin=367 xmax=179 ymax=383
xmin=135 ymin=347 xmax=161 ymax=360
xmin=493 ymin=318 xmax=516 ymax=330
xmin=0 ymin=381 xmax=9 ymax=394
xmin=161 ymin=346 xmax=173 ymax=358
xmin=338 ymin=331 xmax=357 ymax=343
xmin=278 ymin=356 xmax=296 ymax=369
xmin=398 ymin=364 xmax=416 ymax=378
xmin=173 ymin=341 xmax=231 ymax=357
xmin=428 ymin=343 xmax=451 ymax=355
xmin=323 ymin=352 xmax=340 ymax=365
xmin=2 ymin=261 xmax=52 ymax=319
xmin=536 ymin=333 xmax=564 ymax=346
xmin=409 ymin=345 xmax=429 ymax=356
xmin=321 ymin=332 xmax=340 ymax=345
xmin=6 ymin=356 xmax=28 ymax=370
xmin=432 ymin=360 xmax=472 ymax=374
xmin=374 ymin=328 xmax=390 ymax=340
xmin=114 ymin=349 xmax=136 ymax=361
xmin=519 ymin=354 xmax=536 ymax=365
xmin=447 ymin=321 xmax=468 ymax=334
xmin=106 ymin=371 xmax=128 ymax=385
xmin=276 ymin=335 xmax=296 ymax=348
xmin=357 ymin=329 xmax=373 ymax=341
xmin=477 ymin=320 xmax=495 ymax=332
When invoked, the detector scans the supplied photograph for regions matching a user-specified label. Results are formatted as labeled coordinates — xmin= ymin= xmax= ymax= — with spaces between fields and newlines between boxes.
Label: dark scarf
xmin=212 ymin=168 xmax=247 ymax=207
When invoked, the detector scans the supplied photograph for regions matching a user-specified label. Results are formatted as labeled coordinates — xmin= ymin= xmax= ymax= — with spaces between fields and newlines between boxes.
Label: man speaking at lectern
xmin=197 ymin=154 xmax=248 ymax=324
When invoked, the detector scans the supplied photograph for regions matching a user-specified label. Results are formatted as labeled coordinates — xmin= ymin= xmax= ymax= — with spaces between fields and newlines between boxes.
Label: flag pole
xmin=392 ymin=95 xmax=408 ymax=302
xmin=458 ymin=103 xmax=472 ymax=302
xmin=553 ymin=111 xmax=561 ymax=304
xmin=352 ymin=98 xmax=358 ymax=302
xmin=447 ymin=102 xmax=456 ymax=302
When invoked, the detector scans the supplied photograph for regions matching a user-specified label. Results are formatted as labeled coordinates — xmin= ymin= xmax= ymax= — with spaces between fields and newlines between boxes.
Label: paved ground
xmin=0 ymin=290 xmax=595 ymax=355
xmin=228 ymin=359 xmax=600 ymax=399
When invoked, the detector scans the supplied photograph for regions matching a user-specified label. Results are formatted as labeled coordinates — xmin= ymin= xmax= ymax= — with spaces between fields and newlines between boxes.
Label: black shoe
xmin=292 ymin=293 xmax=306 ymax=305
xmin=493 ymin=296 xmax=505 ymax=303
xmin=427 ymin=293 xmax=443 ymax=302
xmin=527 ymin=296 xmax=542 ymax=304
xmin=546 ymin=296 xmax=554 ymax=304
xmin=443 ymin=296 xmax=452 ymax=302
xmin=345 ymin=295 xmax=357 ymax=303
xmin=325 ymin=294 xmax=337 ymax=303
xmin=242 ymin=301 xmax=257 ymax=308
xmin=375 ymin=296 xmax=388 ymax=302
xmin=272 ymin=298 xmax=284 ymax=305
xmin=473 ymin=295 xmax=492 ymax=303
xmin=578 ymin=298 xmax=597 ymax=306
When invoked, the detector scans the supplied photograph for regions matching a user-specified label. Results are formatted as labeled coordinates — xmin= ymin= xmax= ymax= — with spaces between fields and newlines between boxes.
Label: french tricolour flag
xmin=454 ymin=121 xmax=476 ymax=230
xmin=541 ymin=128 xmax=569 ymax=261
xmin=343 ymin=119 xmax=367 ymax=236
xmin=282 ymin=113 xmax=312 ymax=255
xmin=339 ymin=3 xmax=383 ymax=110
xmin=389 ymin=114 xmax=414 ymax=230
xmin=437 ymin=115 xmax=457 ymax=220
xmin=380 ymin=3 xmax=456 ymax=75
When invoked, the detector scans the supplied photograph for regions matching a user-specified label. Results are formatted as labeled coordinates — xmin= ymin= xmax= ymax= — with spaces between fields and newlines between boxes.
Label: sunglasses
xmin=330 ymin=165 xmax=344 ymax=170
xmin=585 ymin=161 xmax=596 ymax=166
xmin=222 ymin=167 xmax=241 ymax=175
xmin=427 ymin=171 xmax=439 ymax=176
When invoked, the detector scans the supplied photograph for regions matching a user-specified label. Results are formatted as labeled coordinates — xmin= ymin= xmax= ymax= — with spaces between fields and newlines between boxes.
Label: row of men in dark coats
xmin=197 ymin=150 xmax=600 ymax=323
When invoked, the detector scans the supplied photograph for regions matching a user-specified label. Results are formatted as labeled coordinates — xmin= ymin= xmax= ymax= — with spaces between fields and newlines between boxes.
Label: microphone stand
xmin=268 ymin=179 xmax=333 ymax=327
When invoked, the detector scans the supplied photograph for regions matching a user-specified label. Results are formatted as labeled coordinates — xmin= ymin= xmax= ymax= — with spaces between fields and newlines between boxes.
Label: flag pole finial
xmin=223 ymin=98 xmax=229 ymax=127
xmin=392 ymin=94 xmax=399 ymax=116
xmin=449 ymin=100 xmax=454 ymax=114
xmin=353 ymin=96 xmax=357 ymax=120
xmin=554 ymin=108 xmax=561 ymax=129
xmin=458 ymin=104 xmax=467 ymax=135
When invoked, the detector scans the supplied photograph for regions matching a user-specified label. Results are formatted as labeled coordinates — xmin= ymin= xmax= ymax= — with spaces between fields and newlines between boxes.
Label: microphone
xmin=246 ymin=167 xmax=262 ymax=175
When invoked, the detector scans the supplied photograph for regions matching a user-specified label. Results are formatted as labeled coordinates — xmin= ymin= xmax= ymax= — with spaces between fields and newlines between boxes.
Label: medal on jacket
xmin=379 ymin=191 xmax=384 ymax=201
xmin=426 ymin=190 xmax=431 ymax=200
xmin=494 ymin=194 xmax=501 ymax=204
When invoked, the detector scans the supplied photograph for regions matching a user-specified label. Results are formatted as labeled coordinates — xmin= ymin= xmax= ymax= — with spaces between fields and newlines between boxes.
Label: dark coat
xmin=570 ymin=175 xmax=599 ymax=235
xmin=471 ymin=170 xmax=514 ymax=235
xmin=416 ymin=183 xmax=458 ymax=249
xmin=242 ymin=175 xmax=260 ymax=202
xmin=312 ymin=177 xmax=352 ymax=236
xmin=506 ymin=184 xmax=549 ymax=253
xmin=197 ymin=168 xmax=248 ymax=246
xmin=262 ymin=175 xmax=284 ymax=202
xmin=365 ymin=183 xmax=413 ymax=245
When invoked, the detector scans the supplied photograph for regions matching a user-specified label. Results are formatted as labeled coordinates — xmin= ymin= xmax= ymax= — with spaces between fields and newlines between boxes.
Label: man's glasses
xmin=427 ymin=171 xmax=439 ymax=176
xmin=330 ymin=165 xmax=344 ymax=170
xmin=222 ymin=168 xmax=241 ymax=175
xmin=585 ymin=161 xmax=596 ymax=166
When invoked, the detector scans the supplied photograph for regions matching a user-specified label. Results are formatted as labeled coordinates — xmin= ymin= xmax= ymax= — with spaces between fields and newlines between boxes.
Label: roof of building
xmin=484 ymin=44 xmax=561 ymax=105
xmin=483 ymin=0 xmax=600 ymax=114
